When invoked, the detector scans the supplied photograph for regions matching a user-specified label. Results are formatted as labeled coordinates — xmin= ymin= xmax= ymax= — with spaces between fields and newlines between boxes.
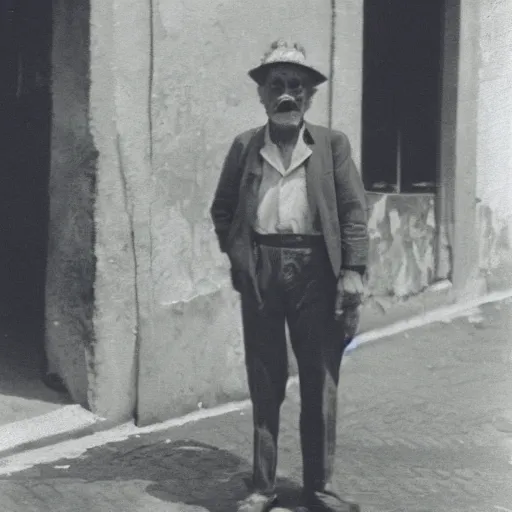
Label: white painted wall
xmin=476 ymin=0 xmax=512 ymax=274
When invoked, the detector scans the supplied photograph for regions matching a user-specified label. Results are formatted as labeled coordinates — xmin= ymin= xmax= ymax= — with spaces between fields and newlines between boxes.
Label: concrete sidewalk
xmin=0 ymin=301 xmax=511 ymax=512
xmin=0 ymin=321 xmax=71 ymax=427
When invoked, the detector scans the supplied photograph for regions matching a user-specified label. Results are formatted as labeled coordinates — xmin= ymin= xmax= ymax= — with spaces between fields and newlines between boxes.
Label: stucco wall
xmin=50 ymin=0 xmax=448 ymax=423
xmin=476 ymin=0 xmax=512 ymax=287
xmin=87 ymin=0 xmax=153 ymax=421
xmin=135 ymin=0 xmax=439 ymax=424
xmin=45 ymin=0 xmax=95 ymax=407
xmin=48 ymin=0 xmax=144 ymax=422
xmin=332 ymin=0 xmax=364 ymax=165
xmin=136 ymin=0 xmax=337 ymax=425
xmin=49 ymin=0 xmax=367 ymax=424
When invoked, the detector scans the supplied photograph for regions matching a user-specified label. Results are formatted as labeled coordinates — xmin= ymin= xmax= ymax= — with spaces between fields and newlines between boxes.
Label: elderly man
xmin=210 ymin=40 xmax=369 ymax=512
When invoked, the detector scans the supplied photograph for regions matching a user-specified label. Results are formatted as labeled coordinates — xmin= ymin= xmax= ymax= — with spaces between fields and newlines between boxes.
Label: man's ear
xmin=304 ymin=86 xmax=318 ymax=111
xmin=257 ymin=85 xmax=266 ymax=105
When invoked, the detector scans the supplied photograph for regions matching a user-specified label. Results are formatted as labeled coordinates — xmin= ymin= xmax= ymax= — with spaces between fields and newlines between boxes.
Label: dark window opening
xmin=362 ymin=0 xmax=444 ymax=194
xmin=0 ymin=0 xmax=53 ymax=396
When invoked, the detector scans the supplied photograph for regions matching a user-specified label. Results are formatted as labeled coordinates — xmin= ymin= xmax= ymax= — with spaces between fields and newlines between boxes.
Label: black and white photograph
xmin=0 ymin=0 xmax=511 ymax=511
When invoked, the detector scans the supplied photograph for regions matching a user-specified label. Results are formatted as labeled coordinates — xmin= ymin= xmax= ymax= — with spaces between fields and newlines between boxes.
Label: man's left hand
xmin=334 ymin=270 xmax=364 ymax=320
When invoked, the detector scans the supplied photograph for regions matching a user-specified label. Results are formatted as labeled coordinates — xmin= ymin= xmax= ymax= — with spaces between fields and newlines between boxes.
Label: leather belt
xmin=253 ymin=232 xmax=325 ymax=249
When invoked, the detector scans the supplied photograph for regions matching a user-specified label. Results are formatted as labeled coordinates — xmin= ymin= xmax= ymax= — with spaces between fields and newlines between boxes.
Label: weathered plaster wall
xmin=366 ymin=194 xmax=436 ymax=298
xmin=45 ymin=0 xmax=95 ymax=406
xmin=49 ymin=0 xmax=150 ymax=422
xmin=48 ymin=0 xmax=364 ymax=423
xmin=52 ymin=0 xmax=442 ymax=423
xmin=332 ymin=0 xmax=363 ymax=166
xmin=85 ymin=0 xmax=434 ymax=424
xmin=87 ymin=0 xmax=152 ymax=421
xmin=476 ymin=0 xmax=512 ymax=288
xmin=438 ymin=0 xmax=482 ymax=299
xmin=136 ymin=0 xmax=337 ymax=424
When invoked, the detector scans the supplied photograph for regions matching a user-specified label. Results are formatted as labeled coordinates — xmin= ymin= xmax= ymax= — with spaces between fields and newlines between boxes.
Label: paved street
xmin=0 ymin=301 xmax=511 ymax=512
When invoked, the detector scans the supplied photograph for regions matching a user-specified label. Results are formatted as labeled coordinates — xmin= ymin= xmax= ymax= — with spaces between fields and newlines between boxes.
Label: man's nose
xmin=283 ymin=83 xmax=303 ymax=96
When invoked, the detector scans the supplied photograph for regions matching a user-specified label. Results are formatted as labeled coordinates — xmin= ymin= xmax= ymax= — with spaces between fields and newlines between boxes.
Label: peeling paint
xmin=476 ymin=202 xmax=512 ymax=272
xmin=366 ymin=193 xmax=436 ymax=298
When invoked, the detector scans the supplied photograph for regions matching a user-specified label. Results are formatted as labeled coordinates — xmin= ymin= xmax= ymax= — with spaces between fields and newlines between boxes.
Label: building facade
xmin=44 ymin=0 xmax=512 ymax=424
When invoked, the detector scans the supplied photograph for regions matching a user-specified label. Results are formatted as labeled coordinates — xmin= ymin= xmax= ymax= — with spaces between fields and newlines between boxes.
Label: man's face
xmin=259 ymin=64 xmax=314 ymax=128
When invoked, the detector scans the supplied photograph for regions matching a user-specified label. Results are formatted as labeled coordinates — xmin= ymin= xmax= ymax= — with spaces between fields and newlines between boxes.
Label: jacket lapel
xmin=304 ymin=122 xmax=342 ymax=273
xmin=241 ymin=127 xmax=265 ymax=228
xmin=304 ymin=123 xmax=320 ymax=218
xmin=304 ymin=122 xmax=332 ymax=220
xmin=232 ymin=127 xmax=265 ymax=304
xmin=240 ymin=122 xmax=338 ymax=240
xmin=246 ymin=127 xmax=265 ymax=177
xmin=229 ymin=121 xmax=342 ymax=294
xmin=241 ymin=122 xmax=333 ymax=232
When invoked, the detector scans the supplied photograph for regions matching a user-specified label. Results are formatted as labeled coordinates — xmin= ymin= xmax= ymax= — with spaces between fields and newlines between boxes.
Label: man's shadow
xmin=4 ymin=437 xmax=301 ymax=512
xmin=145 ymin=439 xmax=301 ymax=512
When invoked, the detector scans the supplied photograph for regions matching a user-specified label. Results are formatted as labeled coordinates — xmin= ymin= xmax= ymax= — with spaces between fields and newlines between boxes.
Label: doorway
xmin=0 ymin=0 xmax=68 ymax=425
xmin=361 ymin=0 xmax=444 ymax=194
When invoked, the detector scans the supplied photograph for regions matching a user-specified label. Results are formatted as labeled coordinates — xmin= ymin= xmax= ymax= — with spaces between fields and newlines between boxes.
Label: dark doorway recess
xmin=362 ymin=0 xmax=444 ymax=193
xmin=0 ymin=0 xmax=60 ymax=405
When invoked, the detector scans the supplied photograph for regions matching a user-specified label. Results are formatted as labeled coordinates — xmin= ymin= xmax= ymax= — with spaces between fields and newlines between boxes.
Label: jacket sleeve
xmin=332 ymin=131 xmax=370 ymax=275
xmin=210 ymin=136 xmax=244 ymax=253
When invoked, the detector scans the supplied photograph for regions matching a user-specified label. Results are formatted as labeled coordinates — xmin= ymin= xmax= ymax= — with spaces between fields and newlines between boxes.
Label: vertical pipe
xmin=328 ymin=0 xmax=336 ymax=130
xmin=148 ymin=0 xmax=154 ymax=167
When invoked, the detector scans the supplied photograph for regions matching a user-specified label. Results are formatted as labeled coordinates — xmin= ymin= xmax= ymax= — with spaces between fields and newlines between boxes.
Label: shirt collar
xmin=260 ymin=123 xmax=312 ymax=175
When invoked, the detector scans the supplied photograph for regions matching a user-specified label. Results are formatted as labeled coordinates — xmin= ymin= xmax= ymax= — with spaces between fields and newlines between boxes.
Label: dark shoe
xmin=299 ymin=490 xmax=360 ymax=512
xmin=236 ymin=492 xmax=279 ymax=512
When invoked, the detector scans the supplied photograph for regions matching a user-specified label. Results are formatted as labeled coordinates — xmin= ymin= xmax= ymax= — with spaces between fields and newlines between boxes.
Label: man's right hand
xmin=334 ymin=270 xmax=363 ymax=321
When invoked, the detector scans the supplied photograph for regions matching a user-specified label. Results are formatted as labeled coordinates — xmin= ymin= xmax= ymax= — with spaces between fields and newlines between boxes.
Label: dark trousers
xmin=241 ymin=235 xmax=353 ymax=495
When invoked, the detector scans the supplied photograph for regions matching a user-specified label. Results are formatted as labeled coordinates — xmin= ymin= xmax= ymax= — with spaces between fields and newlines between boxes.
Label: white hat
xmin=248 ymin=40 xmax=328 ymax=86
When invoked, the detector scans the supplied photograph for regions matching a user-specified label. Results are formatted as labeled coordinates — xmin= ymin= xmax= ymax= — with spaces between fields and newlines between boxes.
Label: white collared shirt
xmin=254 ymin=124 xmax=319 ymax=235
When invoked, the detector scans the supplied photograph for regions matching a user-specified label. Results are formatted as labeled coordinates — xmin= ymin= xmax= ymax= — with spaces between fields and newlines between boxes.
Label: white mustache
xmin=275 ymin=95 xmax=300 ymax=112
xmin=277 ymin=94 xmax=297 ymax=104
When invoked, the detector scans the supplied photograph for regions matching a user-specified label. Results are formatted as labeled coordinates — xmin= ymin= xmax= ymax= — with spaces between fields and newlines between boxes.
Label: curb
xmin=347 ymin=287 xmax=512 ymax=352
xmin=0 ymin=406 xmax=107 ymax=459
xmin=0 ymin=287 xmax=511 ymax=470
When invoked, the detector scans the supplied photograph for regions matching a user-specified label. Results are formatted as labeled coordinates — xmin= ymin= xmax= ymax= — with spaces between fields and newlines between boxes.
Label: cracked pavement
xmin=0 ymin=301 xmax=511 ymax=512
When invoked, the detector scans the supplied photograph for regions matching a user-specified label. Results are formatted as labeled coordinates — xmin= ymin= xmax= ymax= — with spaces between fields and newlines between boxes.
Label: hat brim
xmin=248 ymin=62 xmax=328 ymax=87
